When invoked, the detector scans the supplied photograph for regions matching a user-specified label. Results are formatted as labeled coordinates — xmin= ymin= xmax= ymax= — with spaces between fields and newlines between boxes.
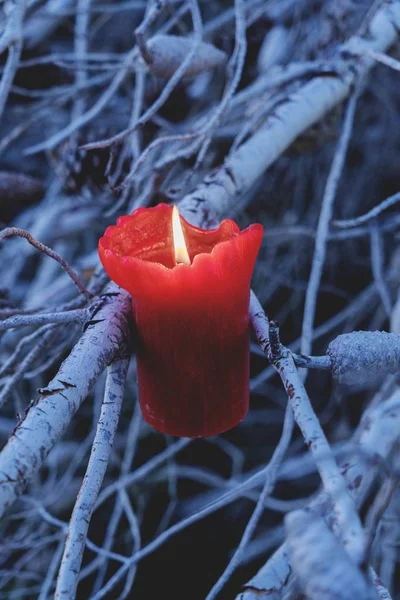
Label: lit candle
xmin=98 ymin=204 xmax=263 ymax=437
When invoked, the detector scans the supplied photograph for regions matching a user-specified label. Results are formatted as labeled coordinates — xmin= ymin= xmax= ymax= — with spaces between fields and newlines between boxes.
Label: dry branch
xmin=0 ymin=228 xmax=92 ymax=299
xmin=180 ymin=1 xmax=400 ymax=226
xmin=238 ymin=389 xmax=400 ymax=599
xmin=285 ymin=510 xmax=376 ymax=600
xmin=250 ymin=298 xmax=365 ymax=564
xmin=0 ymin=291 xmax=131 ymax=518
xmin=55 ymin=357 xmax=129 ymax=600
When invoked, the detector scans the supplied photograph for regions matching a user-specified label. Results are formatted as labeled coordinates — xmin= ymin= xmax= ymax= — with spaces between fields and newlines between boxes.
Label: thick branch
xmin=0 ymin=289 xmax=131 ymax=519
xmin=179 ymin=1 xmax=400 ymax=226
xmin=238 ymin=389 xmax=400 ymax=599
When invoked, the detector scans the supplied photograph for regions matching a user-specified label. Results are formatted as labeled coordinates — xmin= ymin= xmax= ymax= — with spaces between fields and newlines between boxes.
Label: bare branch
xmin=179 ymin=2 xmax=400 ymax=225
xmin=301 ymin=82 xmax=363 ymax=357
xmin=0 ymin=228 xmax=92 ymax=299
xmin=0 ymin=0 xmax=25 ymax=123
xmin=286 ymin=510 xmax=375 ymax=600
xmin=55 ymin=357 xmax=129 ymax=600
xmin=370 ymin=221 xmax=392 ymax=317
xmin=332 ymin=191 xmax=400 ymax=229
xmin=239 ymin=390 xmax=400 ymax=599
xmin=251 ymin=307 xmax=365 ymax=563
xmin=205 ymin=403 xmax=294 ymax=599
xmin=0 ymin=289 xmax=131 ymax=519
xmin=0 ymin=308 xmax=88 ymax=331
xmin=0 ymin=324 xmax=57 ymax=408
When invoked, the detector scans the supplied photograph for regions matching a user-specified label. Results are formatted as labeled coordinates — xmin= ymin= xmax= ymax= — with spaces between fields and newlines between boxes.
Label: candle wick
xmin=172 ymin=206 xmax=191 ymax=265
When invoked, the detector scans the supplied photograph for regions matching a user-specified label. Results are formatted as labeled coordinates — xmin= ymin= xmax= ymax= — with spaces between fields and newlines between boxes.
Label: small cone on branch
xmin=143 ymin=34 xmax=227 ymax=78
xmin=327 ymin=330 xmax=400 ymax=385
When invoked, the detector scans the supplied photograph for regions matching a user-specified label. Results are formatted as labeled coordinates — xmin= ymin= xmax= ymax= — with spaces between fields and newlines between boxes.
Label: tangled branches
xmin=0 ymin=0 xmax=400 ymax=599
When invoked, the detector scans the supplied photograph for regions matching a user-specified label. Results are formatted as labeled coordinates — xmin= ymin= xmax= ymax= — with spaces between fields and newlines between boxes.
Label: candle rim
xmin=99 ymin=203 xmax=261 ymax=273
xmin=101 ymin=222 xmax=262 ymax=273
xmin=114 ymin=204 xmax=239 ymax=237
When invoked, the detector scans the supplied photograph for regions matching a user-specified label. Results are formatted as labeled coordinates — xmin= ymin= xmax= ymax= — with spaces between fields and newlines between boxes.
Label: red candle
xmin=99 ymin=203 xmax=263 ymax=437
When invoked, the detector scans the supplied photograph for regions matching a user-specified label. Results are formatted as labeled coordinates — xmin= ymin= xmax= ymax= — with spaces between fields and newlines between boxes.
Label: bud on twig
xmin=257 ymin=25 xmax=291 ymax=72
xmin=327 ymin=331 xmax=400 ymax=385
xmin=143 ymin=34 xmax=227 ymax=78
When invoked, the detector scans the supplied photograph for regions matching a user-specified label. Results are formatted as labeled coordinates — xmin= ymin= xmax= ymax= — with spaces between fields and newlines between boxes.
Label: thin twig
xmin=71 ymin=0 xmax=92 ymax=121
xmin=301 ymin=82 xmax=363 ymax=357
xmin=332 ymin=191 xmax=400 ymax=229
xmin=205 ymin=403 xmax=294 ymax=599
xmin=0 ymin=0 xmax=25 ymax=123
xmin=0 ymin=308 xmax=88 ymax=331
xmin=0 ymin=288 xmax=132 ymax=519
xmin=80 ymin=0 xmax=204 ymax=154
xmin=364 ymin=476 xmax=400 ymax=567
xmin=38 ymin=538 xmax=65 ymax=600
xmin=0 ymin=228 xmax=92 ymax=299
xmin=91 ymin=402 xmax=142 ymax=594
xmin=23 ymin=45 xmax=138 ymax=155
xmin=369 ymin=221 xmax=392 ymax=318
xmin=194 ymin=0 xmax=247 ymax=169
xmin=94 ymin=437 xmax=191 ymax=509
xmin=350 ymin=47 xmax=400 ymax=74
xmin=0 ymin=325 xmax=57 ymax=408
xmin=291 ymin=353 xmax=332 ymax=370
xmin=135 ymin=0 xmax=166 ymax=64
xmin=0 ymin=325 xmax=55 ymax=377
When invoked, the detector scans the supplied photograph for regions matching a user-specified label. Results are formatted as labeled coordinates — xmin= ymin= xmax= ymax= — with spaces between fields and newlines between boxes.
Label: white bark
xmin=250 ymin=294 xmax=364 ymax=563
xmin=238 ymin=389 xmax=400 ymax=599
xmin=180 ymin=1 xmax=400 ymax=226
xmin=55 ymin=357 xmax=129 ymax=600
xmin=286 ymin=510 xmax=376 ymax=600
xmin=0 ymin=289 xmax=131 ymax=519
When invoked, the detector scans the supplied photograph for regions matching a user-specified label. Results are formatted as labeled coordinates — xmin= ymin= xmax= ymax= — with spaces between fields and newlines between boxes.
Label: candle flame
xmin=172 ymin=205 xmax=190 ymax=265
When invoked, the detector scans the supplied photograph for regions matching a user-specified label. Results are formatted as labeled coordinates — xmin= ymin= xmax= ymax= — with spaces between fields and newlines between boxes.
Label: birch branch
xmin=0 ymin=2 xmax=399 ymax=595
xmin=55 ymin=357 xmax=129 ymax=600
xmin=370 ymin=567 xmax=393 ymax=600
xmin=285 ymin=510 xmax=376 ymax=600
xmin=0 ymin=308 xmax=88 ymax=331
xmin=205 ymin=403 xmax=294 ymax=600
xmin=332 ymin=191 xmax=400 ymax=229
xmin=301 ymin=82 xmax=362 ymax=357
xmin=250 ymin=298 xmax=365 ymax=563
xmin=0 ymin=289 xmax=131 ymax=519
xmin=90 ymin=403 xmax=142 ymax=594
xmin=179 ymin=1 xmax=400 ymax=226
xmin=238 ymin=389 xmax=400 ymax=599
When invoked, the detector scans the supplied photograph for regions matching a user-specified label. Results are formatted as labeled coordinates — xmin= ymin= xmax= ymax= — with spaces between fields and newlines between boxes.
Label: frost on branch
xmin=327 ymin=331 xmax=400 ymax=385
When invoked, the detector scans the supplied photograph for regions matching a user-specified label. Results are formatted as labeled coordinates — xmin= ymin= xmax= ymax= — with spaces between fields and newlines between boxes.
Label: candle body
xmin=133 ymin=265 xmax=251 ymax=437
xmin=99 ymin=204 xmax=263 ymax=437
